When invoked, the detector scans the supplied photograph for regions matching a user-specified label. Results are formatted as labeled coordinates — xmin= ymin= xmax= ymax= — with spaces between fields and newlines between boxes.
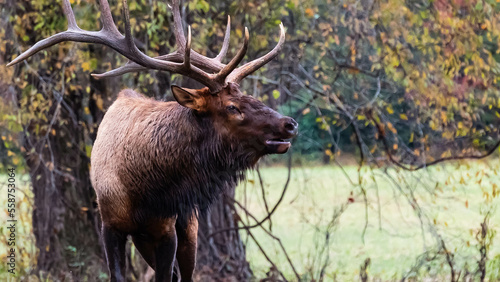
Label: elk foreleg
xmin=102 ymin=225 xmax=127 ymax=282
xmin=131 ymin=233 xmax=157 ymax=269
xmin=151 ymin=219 xmax=178 ymax=282
xmin=175 ymin=214 xmax=199 ymax=282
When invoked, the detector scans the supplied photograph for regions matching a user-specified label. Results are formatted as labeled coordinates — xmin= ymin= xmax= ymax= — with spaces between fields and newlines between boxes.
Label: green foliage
xmin=2 ymin=0 xmax=500 ymax=280
xmin=275 ymin=0 xmax=500 ymax=166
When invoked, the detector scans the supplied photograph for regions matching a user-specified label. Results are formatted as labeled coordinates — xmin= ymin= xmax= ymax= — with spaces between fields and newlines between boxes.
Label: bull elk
xmin=8 ymin=0 xmax=298 ymax=281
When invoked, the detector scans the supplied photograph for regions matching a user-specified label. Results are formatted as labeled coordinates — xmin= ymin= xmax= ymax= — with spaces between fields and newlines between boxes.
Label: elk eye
xmin=226 ymin=105 xmax=240 ymax=114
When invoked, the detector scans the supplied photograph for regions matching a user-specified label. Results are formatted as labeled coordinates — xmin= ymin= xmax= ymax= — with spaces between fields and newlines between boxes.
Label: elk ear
xmin=171 ymin=86 xmax=205 ymax=111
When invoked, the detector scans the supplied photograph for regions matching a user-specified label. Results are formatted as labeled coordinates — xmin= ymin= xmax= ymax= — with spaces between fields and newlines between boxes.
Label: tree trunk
xmin=2 ymin=0 xmax=106 ymax=280
xmin=24 ymin=118 xmax=104 ymax=279
xmin=3 ymin=1 xmax=252 ymax=280
xmin=196 ymin=187 xmax=252 ymax=281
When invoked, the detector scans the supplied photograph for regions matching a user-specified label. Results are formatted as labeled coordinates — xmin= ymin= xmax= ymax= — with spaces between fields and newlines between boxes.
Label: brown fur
xmin=90 ymin=83 xmax=297 ymax=281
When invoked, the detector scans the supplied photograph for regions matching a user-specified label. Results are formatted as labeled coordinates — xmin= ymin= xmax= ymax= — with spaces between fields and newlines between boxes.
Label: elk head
xmin=7 ymin=0 xmax=297 ymax=154
xmin=172 ymin=83 xmax=298 ymax=155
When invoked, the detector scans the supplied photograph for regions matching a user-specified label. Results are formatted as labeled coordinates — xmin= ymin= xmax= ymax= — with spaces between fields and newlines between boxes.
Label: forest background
xmin=1 ymin=0 xmax=500 ymax=281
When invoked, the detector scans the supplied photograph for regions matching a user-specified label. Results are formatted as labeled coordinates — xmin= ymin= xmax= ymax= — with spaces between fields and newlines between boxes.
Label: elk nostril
xmin=285 ymin=123 xmax=295 ymax=132
xmin=284 ymin=118 xmax=298 ymax=135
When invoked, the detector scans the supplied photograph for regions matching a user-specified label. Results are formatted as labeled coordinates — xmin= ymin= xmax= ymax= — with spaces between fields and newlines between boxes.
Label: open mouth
xmin=266 ymin=138 xmax=290 ymax=146
xmin=265 ymin=139 xmax=291 ymax=154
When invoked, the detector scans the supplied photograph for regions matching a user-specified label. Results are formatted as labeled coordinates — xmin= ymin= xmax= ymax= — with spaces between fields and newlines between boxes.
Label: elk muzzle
xmin=265 ymin=117 xmax=298 ymax=154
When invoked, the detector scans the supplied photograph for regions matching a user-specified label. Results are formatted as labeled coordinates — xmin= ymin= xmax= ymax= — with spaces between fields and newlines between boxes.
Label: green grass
xmin=1 ymin=161 xmax=499 ymax=281
xmin=237 ymin=161 xmax=500 ymax=281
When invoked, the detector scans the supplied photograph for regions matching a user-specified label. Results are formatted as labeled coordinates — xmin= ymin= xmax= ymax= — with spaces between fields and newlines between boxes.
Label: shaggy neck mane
xmin=126 ymin=104 xmax=259 ymax=225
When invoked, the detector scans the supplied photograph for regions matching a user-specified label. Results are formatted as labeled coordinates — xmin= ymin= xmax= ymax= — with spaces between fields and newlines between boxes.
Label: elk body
xmin=9 ymin=0 xmax=297 ymax=281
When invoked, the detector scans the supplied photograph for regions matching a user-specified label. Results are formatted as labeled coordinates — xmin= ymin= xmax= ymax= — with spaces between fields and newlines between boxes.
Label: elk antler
xmin=7 ymin=0 xmax=285 ymax=93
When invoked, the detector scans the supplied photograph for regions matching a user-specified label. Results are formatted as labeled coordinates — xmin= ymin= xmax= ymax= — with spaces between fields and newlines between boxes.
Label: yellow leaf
xmin=81 ymin=62 xmax=91 ymax=72
xmin=305 ymin=8 xmax=314 ymax=17
xmin=387 ymin=122 xmax=397 ymax=134
xmin=386 ymin=105 xmax=394 ymax=114
xmin=393 ymin=144 xmax=398 ymax=150
xmin=96 ymin=96 xmax=104 ymax=111
xmin=430 ymin=120 xmax=437 ymax=130
xmin=441 ymin=111 xmax=448 ymax=124
xmin=347 ymin=68 xmax=360 ymax=74
xmin=302 ymin=108 xmax=310 ymax=115
xmin=400 ymin=113 xmax=408 ymax=120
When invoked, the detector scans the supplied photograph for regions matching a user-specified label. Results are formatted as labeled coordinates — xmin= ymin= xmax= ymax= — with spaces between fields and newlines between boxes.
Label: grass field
xmin=237 ymin=160 xmax=500 ymax=281
xmin=1 ymin=161 xmax=499 ymax=281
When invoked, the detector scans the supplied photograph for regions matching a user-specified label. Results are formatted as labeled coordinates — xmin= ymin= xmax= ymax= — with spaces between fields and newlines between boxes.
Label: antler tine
xmin=99 ymin=0 xmax=121 ymax=35
xmin=92 ymin=52 xmax=181 ymax=79
xmin=63 ymin=0 xmax=79 ymax=30
xmin=226 ymin=23 xmax=286 ymax=83
xmin=7 ymin=0 xmax=77 ymax=67
xmin=7 ymin=0 xmax=122 ymax=68
xmin=8 ymin=0 xmax=285 ymax=93
xmin=122 ymin=0 xmax=137 ymax=50
xmin=171 ymin=0 xmax=186 ymax=49
xmin=184 ymin=26 xmax=192 ymax=68
xmin=214 ymin=16 xmax=231 ymax=62
xmin=215 ymin=27 xmax=249 ymax=82
xmin=8 ymin=0 xmax=220 ymax=89
xmin=94 ymin=14 xmax=230 ymax=79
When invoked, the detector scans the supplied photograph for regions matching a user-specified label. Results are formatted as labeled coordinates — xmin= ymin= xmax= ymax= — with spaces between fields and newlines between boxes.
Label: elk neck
xmin=115 ymin=97 xmax=258 ymax=225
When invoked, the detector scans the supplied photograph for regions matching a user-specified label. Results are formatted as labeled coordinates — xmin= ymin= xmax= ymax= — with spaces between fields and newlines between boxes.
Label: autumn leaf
xmin=272 ymin=90 xmax=280 ymax=99
xmin=325 ymin=149 xmax=333 ymax=157
xmin=81 ymin=62 xmax=91 ymax=72
xmin=305 ymin=8 xmax=314 ymax=17
xmin=386 ymin=105 xmax=394 ymax=114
